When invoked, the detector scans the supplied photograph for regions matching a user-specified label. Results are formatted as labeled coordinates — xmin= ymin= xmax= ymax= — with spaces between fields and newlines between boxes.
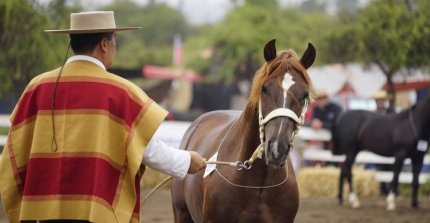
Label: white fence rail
xmin=302 ymin=148 xmax=430 ymax=184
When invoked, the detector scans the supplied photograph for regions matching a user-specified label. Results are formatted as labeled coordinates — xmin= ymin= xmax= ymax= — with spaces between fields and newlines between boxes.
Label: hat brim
xmin=44 ymin=27 xmax=141 ymax=34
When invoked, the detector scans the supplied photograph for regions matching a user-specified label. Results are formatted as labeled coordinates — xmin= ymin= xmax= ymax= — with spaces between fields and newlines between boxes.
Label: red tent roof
xmin=142 ymin=65 xmax=202 ymax=82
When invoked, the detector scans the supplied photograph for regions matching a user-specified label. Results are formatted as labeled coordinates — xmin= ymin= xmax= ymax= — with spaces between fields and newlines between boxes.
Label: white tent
xmin=308 ymin=63 xmax=430 ymax=98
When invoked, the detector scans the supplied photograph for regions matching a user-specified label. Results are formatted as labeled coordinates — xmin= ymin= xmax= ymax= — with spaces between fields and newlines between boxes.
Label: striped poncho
xmin=0 ymin=60 xmax=167 ymax=223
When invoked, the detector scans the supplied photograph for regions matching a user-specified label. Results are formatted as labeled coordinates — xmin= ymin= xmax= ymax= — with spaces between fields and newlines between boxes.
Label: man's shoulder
xmin=25 ymin=67 xmax=62 ymax=89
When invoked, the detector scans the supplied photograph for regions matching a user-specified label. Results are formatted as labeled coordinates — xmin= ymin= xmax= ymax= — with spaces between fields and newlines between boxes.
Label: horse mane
xmin=248 ymin=49 xmax=313 ymax=109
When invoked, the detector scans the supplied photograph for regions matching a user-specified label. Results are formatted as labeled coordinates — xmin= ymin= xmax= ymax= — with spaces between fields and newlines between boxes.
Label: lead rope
xmin=212 ymin=119 xmax=290 ymax=189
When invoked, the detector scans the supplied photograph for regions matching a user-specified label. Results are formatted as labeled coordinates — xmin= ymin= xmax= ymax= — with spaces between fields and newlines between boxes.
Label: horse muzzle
xmin=265 ymin=140 xmax=290 ymax=167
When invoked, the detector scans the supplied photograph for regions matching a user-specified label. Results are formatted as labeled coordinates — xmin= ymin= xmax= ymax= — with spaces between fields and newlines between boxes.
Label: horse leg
xmin=411 ymin=155 xmax=424 ymax=208
xmin=344 ymin=152 xmax=360 ymax=208
xmin=386 ymin=155 xmax=406 ymax=210
xmin=338 ymin=164 xmax=345 ymax=205
xmin=338 ymin=151 xmax=360 ymax=208
xmin=172 ymin=181 xmax=194 ymax=223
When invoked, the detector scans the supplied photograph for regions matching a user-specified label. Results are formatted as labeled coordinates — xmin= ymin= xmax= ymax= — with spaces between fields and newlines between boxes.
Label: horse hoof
xmin=386 ymin=193 xmax=396 ymax=211
xmin=348 ymin=193 xmax=360 ymax=208
xmin=387 ymin=203 xmax=396 ymax=211
xmin=351 ymin=201 xmax=360 ymax=208
xmin=338 ymin=198 xmax=343 ymax=205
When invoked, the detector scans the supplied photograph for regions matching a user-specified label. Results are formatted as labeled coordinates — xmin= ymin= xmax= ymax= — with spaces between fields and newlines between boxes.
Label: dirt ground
xmin=1 ymin=190 xmax=429 ymax=222
xmin=140 ymin=189 xmax=430 ymax=223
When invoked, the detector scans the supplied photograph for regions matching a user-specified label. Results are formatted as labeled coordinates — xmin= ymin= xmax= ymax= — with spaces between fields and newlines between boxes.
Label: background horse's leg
xmin=411 ymin=154 xmax=424 ymax=208
xmin=387 ymin=155 xmax=406 ymax=210
xmin=339 ymin=151 xmax=360 ymax=208
xmin=338 ymin=165 xmax=345 ymax=205
xmin=345 ymin=152 xmax=360 ymax=208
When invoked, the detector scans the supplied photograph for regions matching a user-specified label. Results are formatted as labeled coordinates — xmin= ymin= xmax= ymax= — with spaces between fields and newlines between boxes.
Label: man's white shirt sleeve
xmin=142 ymin=138 xmax=191 ymax=179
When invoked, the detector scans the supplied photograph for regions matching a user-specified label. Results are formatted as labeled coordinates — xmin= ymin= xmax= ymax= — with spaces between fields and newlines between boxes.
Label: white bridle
xmin=244 ymin=97 xmax=309 ymax=167
xmin=258 ymin=97 xmax=309 ymax=145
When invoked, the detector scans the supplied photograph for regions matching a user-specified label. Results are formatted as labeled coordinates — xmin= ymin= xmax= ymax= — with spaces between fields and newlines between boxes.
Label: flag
xmin=173 ymin=34 xmax=183 ymax=66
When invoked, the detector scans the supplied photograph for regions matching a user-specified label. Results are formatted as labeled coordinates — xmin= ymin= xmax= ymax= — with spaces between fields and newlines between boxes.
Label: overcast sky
xmin=79 ymin=0 xmax=307 ymax=25
xmin=52 ymin=0 xmax=370 ymax=25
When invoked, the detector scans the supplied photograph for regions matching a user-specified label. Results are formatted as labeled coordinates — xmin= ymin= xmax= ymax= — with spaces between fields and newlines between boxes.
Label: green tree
xmin=407 ymin=0 xmax=430 ymax=69
xmin=185 ymin=2 xmax=334 ymax=83
xmin=0 ymin=0 xmax=78 ymax=96
xmin=103 ymin=0 xmax=191 ymax=68
xmin=324 ymin=0 xmax=430 ymax=108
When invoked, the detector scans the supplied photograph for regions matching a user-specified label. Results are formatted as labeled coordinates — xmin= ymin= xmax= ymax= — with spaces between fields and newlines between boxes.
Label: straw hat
xmin=314 ymin=89 xmax=328 ymax=99
xmin=372 ymin=90 xmax=388 ymax=100
xmin=45 ymin=11 xmax=140 ymax=34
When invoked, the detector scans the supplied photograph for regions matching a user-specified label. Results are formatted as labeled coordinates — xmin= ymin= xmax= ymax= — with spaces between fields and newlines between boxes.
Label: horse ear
xmin=300 ymin=43 xmax=316 ymax=69
xmin=264 ymin=39 xmax=277 ymax=62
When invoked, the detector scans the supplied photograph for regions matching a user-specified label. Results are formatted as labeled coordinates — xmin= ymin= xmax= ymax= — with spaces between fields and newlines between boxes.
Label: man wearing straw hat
xmin=372 ymin=90 xmax=395 ymax=114
xmin=0 ymin=11 xmax=206 ymax=223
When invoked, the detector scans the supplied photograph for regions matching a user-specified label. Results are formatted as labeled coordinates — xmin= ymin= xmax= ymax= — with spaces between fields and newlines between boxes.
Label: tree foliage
xmin=0 ymin=0 xmax=78 ymax=96
xmin=323 ymin=0 xmax=430 ymax=108
xmin=0 ymin=0 xmax=190 ymax=97
xmin=185 ymin=1 xmax=335 ymax=83
xmin=103 ymin=0 xmax=191 ymax=68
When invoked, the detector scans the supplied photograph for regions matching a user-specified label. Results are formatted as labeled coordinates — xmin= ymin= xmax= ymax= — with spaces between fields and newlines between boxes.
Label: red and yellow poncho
xmin=0 ymin=60 xmax=167 ymax=222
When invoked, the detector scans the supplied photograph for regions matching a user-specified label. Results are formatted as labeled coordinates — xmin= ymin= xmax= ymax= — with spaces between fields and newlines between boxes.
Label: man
xmin=373 ymin=90 xmax=395 ymax=114
xmin=310 ymin=90 xmax=342 ymax=132
xmin=310 ymin=90 xmax=342 ymax=151
xmin=0 ymin=11 xmax=206 ymax=223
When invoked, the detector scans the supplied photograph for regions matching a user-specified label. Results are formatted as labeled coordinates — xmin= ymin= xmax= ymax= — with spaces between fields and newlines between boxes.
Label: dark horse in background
xmin=333 ymin=93 xmax=430 ymax=210
xmin=172 ymin=40 xmax=316 ymax=223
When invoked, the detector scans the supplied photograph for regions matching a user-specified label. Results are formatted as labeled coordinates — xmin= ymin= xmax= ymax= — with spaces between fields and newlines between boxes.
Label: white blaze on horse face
xmin=273 ymin=72 xmax=296 ymax=155
xmin=282 ymin=73 xmax=295 ymax=106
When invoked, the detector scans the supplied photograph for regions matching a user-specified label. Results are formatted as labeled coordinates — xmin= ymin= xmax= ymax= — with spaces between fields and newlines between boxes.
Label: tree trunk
xmin=386 ymin=71 xmax=396 ymax=111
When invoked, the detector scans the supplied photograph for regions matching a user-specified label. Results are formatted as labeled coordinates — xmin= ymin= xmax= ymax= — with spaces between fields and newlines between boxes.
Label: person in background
xmin=373 ymin=90 xmax=395 ymax=114
xmin=0 ymin=11 xmax=206 ymax=223
xmin=310 ymin=90 xmax=342 ymax=138
xmin=303 ymin=90 xmax=342 ymax=167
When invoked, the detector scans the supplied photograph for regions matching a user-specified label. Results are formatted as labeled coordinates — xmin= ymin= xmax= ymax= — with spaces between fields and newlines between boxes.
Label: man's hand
xmin=188 ymin=151 xmax=207 ymax=174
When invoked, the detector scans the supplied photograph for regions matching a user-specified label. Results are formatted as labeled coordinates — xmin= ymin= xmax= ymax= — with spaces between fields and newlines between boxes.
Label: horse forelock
xmin=248 ymin=49 xmax=312 ymax=110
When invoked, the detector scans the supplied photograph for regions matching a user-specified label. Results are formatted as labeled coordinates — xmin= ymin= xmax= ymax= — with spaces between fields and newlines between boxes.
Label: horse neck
xmin=412 ymin=96 xmax=430 ymax=132
xmin=225 ymin=103 xmax=289 ymax=187
xmin=231 ymin=103 xmax=261 ymax=161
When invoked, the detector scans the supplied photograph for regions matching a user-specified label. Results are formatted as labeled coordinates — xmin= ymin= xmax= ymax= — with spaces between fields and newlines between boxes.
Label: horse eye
xmin=262 ymin=86 xmax=269 ymax=95
xmin=302 ymin=92 xmax=309 ymax=100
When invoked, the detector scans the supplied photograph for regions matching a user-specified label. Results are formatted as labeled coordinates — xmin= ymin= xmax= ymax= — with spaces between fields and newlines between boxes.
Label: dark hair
xmin=70 ymin=32 xmax=114 ymax=54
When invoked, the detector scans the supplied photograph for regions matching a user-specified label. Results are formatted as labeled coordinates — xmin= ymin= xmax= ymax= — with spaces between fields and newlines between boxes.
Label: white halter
xmin=247 ymin=97 xmax=309 ymax=163
xmin=259 ymin=97 xmax=308 ymax=143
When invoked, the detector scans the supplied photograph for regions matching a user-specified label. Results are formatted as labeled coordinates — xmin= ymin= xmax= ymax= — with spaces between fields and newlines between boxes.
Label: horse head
xmin=254 ymin=39 xmax=315 ymax=166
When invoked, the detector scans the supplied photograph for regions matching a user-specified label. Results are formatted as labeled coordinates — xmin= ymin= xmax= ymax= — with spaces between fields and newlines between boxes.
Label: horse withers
xmin=171 ymin=39 xmax=316 ymax=223
xmin=333 ymin=94 xmax=430 ymax=210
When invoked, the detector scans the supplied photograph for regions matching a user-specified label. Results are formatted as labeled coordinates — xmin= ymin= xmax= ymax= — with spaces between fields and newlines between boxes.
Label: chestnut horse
xmin=171 ymin=39 xmax=316 ymax=223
